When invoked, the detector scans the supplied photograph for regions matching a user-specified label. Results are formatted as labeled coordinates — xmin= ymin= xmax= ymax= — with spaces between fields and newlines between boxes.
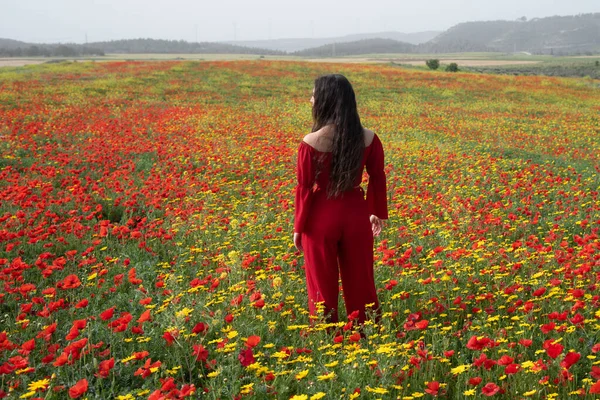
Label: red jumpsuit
xmin=294 ymin=134 xmax=388 ymax=324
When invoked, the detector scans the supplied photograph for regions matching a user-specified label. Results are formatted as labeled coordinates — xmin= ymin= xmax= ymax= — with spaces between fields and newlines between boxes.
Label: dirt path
xmin=0 ymin=59 xmax=47 ymax=67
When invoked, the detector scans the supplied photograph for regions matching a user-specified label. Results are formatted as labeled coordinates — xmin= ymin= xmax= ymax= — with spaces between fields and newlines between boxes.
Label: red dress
xmin=294 ymin=134 xmax=388 ymax=323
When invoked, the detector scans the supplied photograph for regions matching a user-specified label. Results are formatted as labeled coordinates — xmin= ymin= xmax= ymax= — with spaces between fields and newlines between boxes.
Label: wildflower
xmin=96 ymin=358 xmax=115 ymax=378
xmin=481 ymin=382 xmax=500 ymax=396
xmin=28 ymin=379 xmax=50 ymax=391
xmin=191 ymin=322 xmax=209 ymax=336
xmin=543 ymin=339 xmax=563 ymax=359
xmin=192 ymin=344 xmax=208 ymax=362
xmin=240 ymin=383 xmax=254 ymax=395
xmin=425 ymin=381 xmax=440 ymax=396
xmin=245 ymin=335 xmax=261 ymax=348
xmin=100 ymin=307 xmax=115 ymax=321
xmin=68 ymin=379 xmax=88 ymax=399
xmin=317 ymin=371 xmax=336 ymax=381
xmin=296 ymin=369 xmax=309 ymax=380
xmin=560 ymin=352 xmax=580 ymax=369
xmin=137 ymin=310 xmax=151 ymax=323
xmin=451 ymin=364 xmax=470 ymax=375
xmin=366 ymin=386 xmax=389 ymax=394
xmin=238 ymin=348 xmax=255 ymax=367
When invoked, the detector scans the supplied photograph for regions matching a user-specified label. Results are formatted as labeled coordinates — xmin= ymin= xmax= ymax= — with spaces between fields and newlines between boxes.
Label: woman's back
xmin=301 ymin=127 xmax=379 ymax=193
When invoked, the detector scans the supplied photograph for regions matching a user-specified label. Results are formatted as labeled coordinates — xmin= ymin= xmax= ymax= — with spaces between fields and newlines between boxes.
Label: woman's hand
xmin=370 ymin=215 xmax=383 ymax=237
xmin=293 ymin=232 xmax=303 ymax=252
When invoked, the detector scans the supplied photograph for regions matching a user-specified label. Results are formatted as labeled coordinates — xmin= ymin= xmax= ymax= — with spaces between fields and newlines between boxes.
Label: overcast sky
xmin=1 ymin=0 xmax=598 ymax=43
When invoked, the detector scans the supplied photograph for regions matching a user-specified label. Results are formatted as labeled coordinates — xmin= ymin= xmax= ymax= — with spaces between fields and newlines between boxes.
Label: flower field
xmin=0 ymin=60 xmax=599 ymax=399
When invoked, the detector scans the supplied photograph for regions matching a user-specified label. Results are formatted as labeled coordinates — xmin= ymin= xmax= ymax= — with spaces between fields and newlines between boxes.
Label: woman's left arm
xmin=366 ymin=134 xmax=388 ymax=223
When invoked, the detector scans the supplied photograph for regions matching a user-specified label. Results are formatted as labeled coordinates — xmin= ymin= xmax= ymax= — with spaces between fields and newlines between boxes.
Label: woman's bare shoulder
xmin=363 ymin=128 xmax=375 ymax=147
xmin=303 ymin=130 xmax=333 ymax=152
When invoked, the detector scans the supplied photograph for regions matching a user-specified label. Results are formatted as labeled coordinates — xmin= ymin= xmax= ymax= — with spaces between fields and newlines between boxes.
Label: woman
xmin=294 ymin=74 xmax=388 ymax=324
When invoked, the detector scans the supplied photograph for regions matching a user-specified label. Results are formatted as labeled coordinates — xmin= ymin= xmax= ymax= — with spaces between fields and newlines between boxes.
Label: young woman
xmin=294 ymin=74 xmax=388 ymax=324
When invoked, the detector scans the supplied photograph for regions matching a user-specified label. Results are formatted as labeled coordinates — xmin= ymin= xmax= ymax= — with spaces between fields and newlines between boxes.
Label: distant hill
xmin=225 ymin=31 xmax=440 ymax=52
xmin=0 ymin=38 xmax=29 ymax=50
xmin=294 ymin=38 xmax=417 ymax=57
xmin=430 ymin=13 xmax=600 ymax=54
xmin=84 ymin=38 xmax=284 ymax=55
xmin=295 ymin=13 xmax=600 ymax=56
xmin=0 ymin=38 xmax=284 ymax=57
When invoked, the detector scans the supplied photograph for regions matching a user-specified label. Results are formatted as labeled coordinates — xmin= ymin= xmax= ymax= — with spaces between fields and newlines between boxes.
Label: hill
xmin=431 ymin=13 xmax=600 ymax=54
xmin=293 ymin=38 xmax=417 ymax=57
xmin=0 ymin=38 xmax=29 ymax=50
xmin=225 ymin=31 xmax=440 ymax=52
xmin=0 ymin=38 xmax=284 ymax=57
xmin=84 ymin=38 xmax=284 ymax=55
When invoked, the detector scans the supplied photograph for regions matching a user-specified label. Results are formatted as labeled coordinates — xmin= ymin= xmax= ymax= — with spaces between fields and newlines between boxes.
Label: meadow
xmin=0 ymin=60 xmax=599 ymax=399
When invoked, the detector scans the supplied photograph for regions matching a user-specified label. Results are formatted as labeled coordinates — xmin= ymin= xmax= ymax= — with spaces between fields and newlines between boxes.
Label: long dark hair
xmin=312 ymin=74 xmax=364 ymax=198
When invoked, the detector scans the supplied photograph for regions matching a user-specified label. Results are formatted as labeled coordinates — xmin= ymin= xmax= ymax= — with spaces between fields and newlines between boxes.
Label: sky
xmin=1 ymin=0 xmax=598 ymax=44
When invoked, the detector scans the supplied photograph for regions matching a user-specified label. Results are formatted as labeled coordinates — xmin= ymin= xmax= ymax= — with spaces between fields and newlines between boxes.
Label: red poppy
xmin=245 ymin=335 xmax=260 ymax=348
xmin=349 ymin=332 xmax=362 ymax=342
xmin=560 ymin=352 xmax=580 ymax=369
xmin=497 ymin=355 xmax=513 ymax=365
xmin=543 ymin=339 xmax=563 ymax=359
xmin=68 ymin=379 xmax=88 ymax=399
xmin=192 ymin=344 xmax=208 ymax=362
xmin=163 ymin=330 xmax=177 ymax=345
xmin=96 ymin=358 xmax=115 ymax=378
xmin=415 ymin=320 xmax=429 ymax=330
xmin=504 ymin=363 xmax=520 ymax=375
xmin=540 ymin=322 xmax=556 ymax=334
xmin=238 ymin=348 xmax=255 ymax=367
xmin=75 ymin=299 xmax=88 ymax=308
xmin=134 ymin=358 xmax=161 ymax=378
xmin=425 ymin=381 xmax=440 ymax=396
xmin=468 ymin=377 xmax=482 ymax=386
xmin=481 ymin=382 xmax=500 ymax=396
xmin=137 ymin=309 xmax=151 ymax=323
xmin=100 ymin=307 xmax=115 ymax=321
xmin=59 ymin=274 xmax=81 ymax=290
xmin=192 ymin=322 xmax=208 ymax=334
xmin=467 ymin=335 xmax=491 ymax=350
xmin=519 ymin=338 xmax=533 ymax=347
